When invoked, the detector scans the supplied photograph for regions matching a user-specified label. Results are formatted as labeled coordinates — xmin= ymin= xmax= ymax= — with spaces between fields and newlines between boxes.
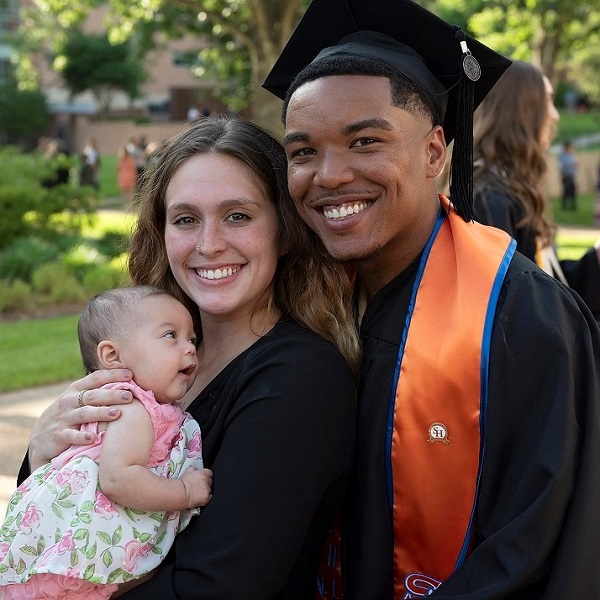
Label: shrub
xmin=61 ymin=243 xmax=104 ymax=280
xmin=83 ymin=262 xmax=130 ymax=295
xmin=95 ymin=231 xmax=130 ymax=259
xmin=0 ymin=279 xmax=34 ymax=313
xmin=31 ymin=262 xmax=70 ymax=293
xmin=49 ymin=277 xmax=88 ymax=305
xmin=0 ymin=237 xmax=60 ymax=282
xmin=0 ymin=84 xmax=50 ymax=147
xmin=0 ymin=147 xmax=98 ymax=250
xmin=31 ymin=262 xmax=87 ymax=307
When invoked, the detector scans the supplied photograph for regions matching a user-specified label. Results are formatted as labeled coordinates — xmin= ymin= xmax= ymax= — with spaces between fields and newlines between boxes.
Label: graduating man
xmin=264 ymin=0 xmax=600 ymax=597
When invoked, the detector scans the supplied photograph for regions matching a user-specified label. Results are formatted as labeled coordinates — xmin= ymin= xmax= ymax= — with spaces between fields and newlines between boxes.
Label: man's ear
xmin=97 ymin=340 xmax=125 ymax=369
xmin=426 ymin=125 xmax=447 ymax=178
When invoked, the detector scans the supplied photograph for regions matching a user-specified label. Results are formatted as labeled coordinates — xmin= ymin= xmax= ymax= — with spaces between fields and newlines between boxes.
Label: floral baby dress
xmin=0 ymin=381 xmax=204 ymax=599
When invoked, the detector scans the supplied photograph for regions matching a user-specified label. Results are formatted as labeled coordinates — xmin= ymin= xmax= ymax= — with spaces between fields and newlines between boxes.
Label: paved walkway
xmin=0 ymin=382 xmax=68 ymax=517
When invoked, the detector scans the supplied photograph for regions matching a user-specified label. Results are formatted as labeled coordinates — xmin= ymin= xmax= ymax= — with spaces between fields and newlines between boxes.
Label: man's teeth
xmin=197 ymin=267 xmax=239 ymax=280
xmin=324 ymin=201 xmax=370 ymax=220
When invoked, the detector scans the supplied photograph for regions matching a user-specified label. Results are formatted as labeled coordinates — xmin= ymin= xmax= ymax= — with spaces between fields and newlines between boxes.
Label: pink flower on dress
xmin=66 ymin=566 xmax=82 ymax=578
xmin=54 ymin=468 xmax=89 ymax=494
xmin=187 ymin=430 xmax=202 ymax=458
xmin=57 ymin=529 xmax=76 ymax=554
xmin=67 ymin=470 xmax=89 ymax=494
xmin=0 ymin=541 xmax=10 ymax=561
xmin=54 ymin=468 xmax=73 ymax=487
xmin=122 ymin=539 xmax=153 ymax=573
xmin=94 ymin=491 xmax=118 ymax=519
xmin=20 ymin=504 xmax=43 ymax=533
xmin=17 ymin=477 xmax=32 ymax=494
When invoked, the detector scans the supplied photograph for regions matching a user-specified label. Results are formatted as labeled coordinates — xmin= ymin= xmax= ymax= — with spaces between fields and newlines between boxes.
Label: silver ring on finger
xmin=78 ymin=390 xmax=87 ymax=408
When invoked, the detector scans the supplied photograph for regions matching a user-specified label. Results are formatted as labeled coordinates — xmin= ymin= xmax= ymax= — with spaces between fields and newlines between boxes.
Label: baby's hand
xmin=181 ymin=467 xmax=213 ymax=508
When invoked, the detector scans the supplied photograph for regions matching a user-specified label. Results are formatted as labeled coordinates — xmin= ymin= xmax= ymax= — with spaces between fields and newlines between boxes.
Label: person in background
xmin=473 ymin=60 xmax=600 ymax=322
xmin=38 ymin=137 xmax=71 ymax=188
xmin=558 ymin=139 xmax=578 ymax=211
xmin=126 ymin=136 xmax=146 ymax=180
xmin=116 ymin=144 xmax=138 ymax=201
xmin=0 ymin=286 xmax=212 ymax=599
xmin=17 ymin=117 xmax=359 ymax=598
xmin=80 ymin=138 xmax=101 ymax=189
xmin=263 ymin=0 xmax=600 ymax=596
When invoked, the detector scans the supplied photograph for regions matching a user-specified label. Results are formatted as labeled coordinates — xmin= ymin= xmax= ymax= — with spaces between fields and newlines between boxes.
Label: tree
xmin=0 ymin=83 xmax=50 ymax=147
xmin=16 ymin=0 xmax=306 ymax=134
xmin=57 ymin=30 xmax=147 ymax=115
xmin=463 ymin=0 xmax=600 ymax=103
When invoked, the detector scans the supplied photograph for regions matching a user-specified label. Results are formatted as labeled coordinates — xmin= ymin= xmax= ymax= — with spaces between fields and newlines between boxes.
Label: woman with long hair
xmin=473 ymin=60 xmax=599 ymax=321
xmin=18 ymin=117 xmax=360 ymax=598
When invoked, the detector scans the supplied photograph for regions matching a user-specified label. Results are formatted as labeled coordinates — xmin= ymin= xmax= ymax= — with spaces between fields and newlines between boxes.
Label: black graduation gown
xmin=473 ymin=186 xmax=600 ymax=322
xmin=344 ymin=251 xmax=600 ymax=599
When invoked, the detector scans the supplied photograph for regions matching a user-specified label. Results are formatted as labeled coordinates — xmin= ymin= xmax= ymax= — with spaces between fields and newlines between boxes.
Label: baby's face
xmin=119 ymin=295 xmax=198 ymax=403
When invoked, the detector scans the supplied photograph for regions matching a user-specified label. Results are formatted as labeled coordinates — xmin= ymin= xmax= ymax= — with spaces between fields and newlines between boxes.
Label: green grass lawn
xmin=556 ymin=110 xmax=600 ymax=145
xmin=97 ymin=154 xmax=120 ymax=200
xmin=556 ymin=234 xmax=598 ymax=260
xmin=551 ymin=192 xmax=598 ymax=227
xmin=0 ymin=314 xmax=82 ymax=392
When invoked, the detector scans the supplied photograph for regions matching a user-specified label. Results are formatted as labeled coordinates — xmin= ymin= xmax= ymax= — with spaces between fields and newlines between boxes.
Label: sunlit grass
xmin=0 ymin=314 xmax=82 ymax=393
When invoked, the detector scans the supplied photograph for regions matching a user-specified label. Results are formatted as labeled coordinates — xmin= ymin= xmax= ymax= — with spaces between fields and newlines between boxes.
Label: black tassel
xmin=450 ymin=28 xmax=480 ymax=222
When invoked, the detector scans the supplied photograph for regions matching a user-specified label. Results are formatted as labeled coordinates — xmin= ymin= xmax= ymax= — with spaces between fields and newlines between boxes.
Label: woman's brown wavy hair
xmin=128 ymin=116 xmax=360 ymax=373
xmin=473 ymin=60 xmax=555 ymax=246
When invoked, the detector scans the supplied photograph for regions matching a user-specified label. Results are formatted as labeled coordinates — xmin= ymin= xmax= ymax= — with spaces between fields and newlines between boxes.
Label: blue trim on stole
xmin=384 ymin=209 xmax=446 ymax=509
xmin=454 ymin=237 xmax=516 ymax=568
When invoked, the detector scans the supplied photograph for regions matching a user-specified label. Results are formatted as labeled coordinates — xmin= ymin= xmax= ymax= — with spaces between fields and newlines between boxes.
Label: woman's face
xmin=164 ymin=153 xmax=280 ymax=325
xmin=540 ymin=75 xmax=560 ymax=151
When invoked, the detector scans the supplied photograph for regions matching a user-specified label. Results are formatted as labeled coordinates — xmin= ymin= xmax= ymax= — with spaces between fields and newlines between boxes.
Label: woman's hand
xmin=28 ymin=369 xmax=133 ymax=471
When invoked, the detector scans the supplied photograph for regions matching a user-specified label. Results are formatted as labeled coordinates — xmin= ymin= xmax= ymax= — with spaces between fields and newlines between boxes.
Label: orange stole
xmin=391 ymin=197 xmax=513 ymax=597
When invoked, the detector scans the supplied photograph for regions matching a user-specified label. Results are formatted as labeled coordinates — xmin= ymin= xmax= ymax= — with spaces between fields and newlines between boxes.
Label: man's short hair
xmin=282 ymin=54 xmax=443 ymax=128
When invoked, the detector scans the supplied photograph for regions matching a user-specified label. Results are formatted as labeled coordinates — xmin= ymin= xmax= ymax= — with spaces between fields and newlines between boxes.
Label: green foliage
xmin=0 ymin=279 xmax=34 ymax=314
xmin=0 ymin=237 xmax=60 ymax=281
xmin=61 ymin=243 xmax=105 ymax=279
xmin=0 ymin=84 xmax=50 ymax=146
xmin=467 ymin=0 xmax=600 ymax=104
xmin=0 ymin=147 xmax=97 ymax=250
xmin=31 ymin=262 xmax=88 ymax=305
xmin=0 ymin=149 xmax=45 ymax=244
xmin=58 ymin=30 xmax=147 ymax=113
xmin=83 ymin=259 xmax=130 ymax=295
xmin=196 ymin=44 xmax=251 ymax=112
xmin=94 ymin=230 xmax=130 ymax=258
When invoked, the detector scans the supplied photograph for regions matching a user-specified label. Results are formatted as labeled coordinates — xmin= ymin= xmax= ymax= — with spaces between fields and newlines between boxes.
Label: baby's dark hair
xmin=281 ymin=54 xmax=443 ymax=128
xmin=78 ymin=285 xmax=171 ymax=374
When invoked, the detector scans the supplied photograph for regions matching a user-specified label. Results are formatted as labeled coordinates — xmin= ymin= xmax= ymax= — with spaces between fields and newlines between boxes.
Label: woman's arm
xmin=99 ymin=400 xmax=213 ymax=512
xmin=22 ymin=369 xmax=134 ymax=477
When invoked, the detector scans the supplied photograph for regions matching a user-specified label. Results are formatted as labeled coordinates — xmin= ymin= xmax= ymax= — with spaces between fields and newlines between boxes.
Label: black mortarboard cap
xmin=263 ymin=0 xmax=512 ymax=221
